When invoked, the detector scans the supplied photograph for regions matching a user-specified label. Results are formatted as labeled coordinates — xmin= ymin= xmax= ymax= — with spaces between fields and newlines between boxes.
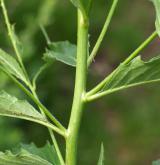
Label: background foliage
xmin=0 ymin=0 xmax=160 ymax=164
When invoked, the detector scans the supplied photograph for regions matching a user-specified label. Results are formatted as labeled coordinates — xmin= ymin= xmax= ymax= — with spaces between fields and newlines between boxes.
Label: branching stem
xmin=0 ymin=66 xmax=66 ymax=133
xmin=86 ymin=30 xmax=158 ymax=99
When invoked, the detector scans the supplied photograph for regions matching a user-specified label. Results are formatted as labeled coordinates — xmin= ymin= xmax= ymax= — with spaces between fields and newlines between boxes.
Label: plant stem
xmin=1 ymin=0 xmax=65 ymax=163
xmin=2 ymin=68 xmax=65 ymax=162
xmin=0 ymin=67 xmax=65 ymax=137
xmin=66 ymin=10 xmax=89 ymax=165
xmin=86 ymin=30 xmax=158 ymax=97
xmin=27 ymin=85 xmax=66 ymax=131
xmin=123 ymin=31 xmax=157 ymax=64
xmin=49 ymin=129 xmax=65 ymax=165
xmin=30 ymin=87 xmax=65 ymax=165
xmin=87 ymin=0 xmax=119 ymax=67
xmin=86 ymin=78 xmax=160 ymax=102
xmin=1 ymin=0 xmax=29 ymax=79
xmin=1 ymin=67 xmax=65 ymax=132
xmin=40 ymin=24 xmax=51 ymax=44
xmin=32 ymin=62 xmax=51 ymax=90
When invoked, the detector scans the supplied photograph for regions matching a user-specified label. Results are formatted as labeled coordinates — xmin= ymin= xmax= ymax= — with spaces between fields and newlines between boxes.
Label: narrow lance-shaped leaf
xmin=0 ymin=149 xmax=52 ymax=165
xmin=101 ymin=55 xmax=160 ymax=95
xmin=0 ymin=91 xmax=57 ymax=131
xmin=43 ymin=41 xmax=77 ymax=67
xmin=0 ymin=49 xmax=27 ymax=83
xmin=97 ymin=143 xmax=105 ymax=165
xmin=21 ymin=142 xmax=61 ymax=165
xmin=150 ymin=0 xmax=160 ymax=36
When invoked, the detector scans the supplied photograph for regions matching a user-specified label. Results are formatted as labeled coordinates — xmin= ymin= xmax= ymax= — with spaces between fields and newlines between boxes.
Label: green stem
xmin=86 ymin=78 xmax=160 ymax=102
xmin=30 ymin=87 xmax=65 ymax=165
xmin=49 ymin=129 xmax=65 ymax=165
xmin=87 ymin=0 xmax=119 ymax=67
xmin=27 ymin=85 xmax=66 ymax=132
xmin=2 ymin=69 xmax=65 ymax=162
xmin=32 ymin=62 xmax=51 ymax=90
xmin=0 ymin=68 xmax=65 ymax=136
xmin=40 ymin=24 xmax=51 ymax=44
xmin=1 ymin=1 xmax=65 ymax=163
xmin=66 ymin=10 xmax=89 ymax=165
xmin=1 ymin=0 xmax=29 ymax=79
xmin=123 ymin=31 xmax=157 ymax=64
xmin=86 ymin=30 xmax=158 ymax=97
xmin=1 ymin=67 xmax=65 ymax=132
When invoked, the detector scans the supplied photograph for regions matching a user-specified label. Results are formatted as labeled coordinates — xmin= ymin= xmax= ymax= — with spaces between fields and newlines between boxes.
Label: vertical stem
xmin=66 ymin=10 xmax=89 ymax=165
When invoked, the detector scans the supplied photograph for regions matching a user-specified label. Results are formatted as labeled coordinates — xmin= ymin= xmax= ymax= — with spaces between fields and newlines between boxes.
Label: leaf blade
xmin=150 ymin=0 xmax=160 ymax=36
xmin=43 ymin=41 xmax=77 ymax=67
xmin=21 ymin=142 xmax=61 ymax=165
xmin=0 ymin=49 xmax=27 ymax=83
xmin=100 ymin=55 xmax=160 ymax=95
xmin=0 ymin=149 xmax=52 ymax=165
xmin=0 ymin=91 xmax=59 ymax=133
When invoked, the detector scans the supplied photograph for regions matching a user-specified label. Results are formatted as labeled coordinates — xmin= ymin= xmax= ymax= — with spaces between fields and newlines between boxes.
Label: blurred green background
xmin=0 ymin=0 xmax=160 ymax=164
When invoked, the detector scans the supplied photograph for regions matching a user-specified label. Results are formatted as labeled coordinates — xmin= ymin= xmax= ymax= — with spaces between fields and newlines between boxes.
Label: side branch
xmin=86 ymin=31 xmax=158 ymax=99
xmin=87 ymin=0 xmax=119 ymax=66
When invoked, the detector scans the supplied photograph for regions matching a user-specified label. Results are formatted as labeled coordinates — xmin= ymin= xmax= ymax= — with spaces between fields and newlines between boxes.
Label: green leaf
xmin=150 ymin=0 xmax=160 ymax=36
xmin=43 ymin=41 xmax=77 ymax=67
xmin=101 ymin=55 xmax=160 ymax=94
xmin=0 ymin=91 xmax=57 ymax=131
xmin=97 ymin=143 xmax=105 ymax=165
xmin=0 ymin=149 xmax=52 ymax=165
xmin=0 ymin=49 xmax=27 ymax=83
xmin=152 ymin=160 xmax=160 ymax=165
xmin=21 ymin=142 xmax=61 ymax=165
